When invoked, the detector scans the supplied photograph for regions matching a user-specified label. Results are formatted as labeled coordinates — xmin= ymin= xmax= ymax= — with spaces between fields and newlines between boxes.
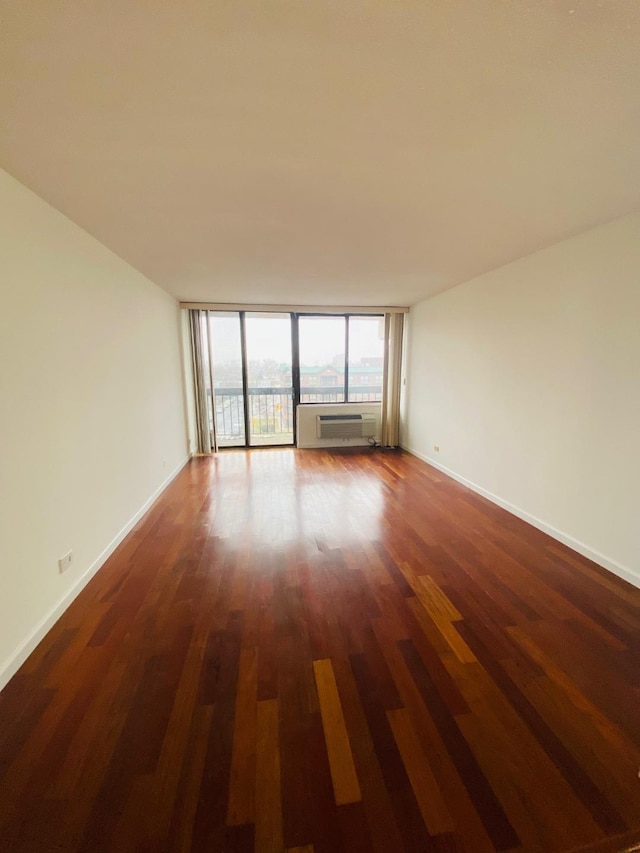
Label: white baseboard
xmin=0 ymin=456 xmax=190 ymax=692
xmin=401 ymin=444 xmax=639 ymax=591
xmin=297 ymin=437 xmax=379 ymax=449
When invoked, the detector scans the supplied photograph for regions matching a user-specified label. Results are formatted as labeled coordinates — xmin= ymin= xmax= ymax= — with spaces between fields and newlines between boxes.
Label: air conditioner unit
xmin=316 ymin=413 xmax=377 ymax=440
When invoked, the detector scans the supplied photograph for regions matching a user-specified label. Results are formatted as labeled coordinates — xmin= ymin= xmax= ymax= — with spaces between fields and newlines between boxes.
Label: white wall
xmin=0 ymin=170 xmax=189 ymax=687
xmin=403 ymin=213 xmax=640 ymax=586
xmin=297 ymin=403 xmax=381 ymax=448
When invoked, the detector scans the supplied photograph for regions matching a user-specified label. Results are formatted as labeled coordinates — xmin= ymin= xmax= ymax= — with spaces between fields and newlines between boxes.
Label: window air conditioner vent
xmin=316 ymin=413 xmax=377 ymax=439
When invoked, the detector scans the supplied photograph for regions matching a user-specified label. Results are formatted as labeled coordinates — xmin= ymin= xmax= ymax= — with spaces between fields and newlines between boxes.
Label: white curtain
xmin=381 ymin=312 xmax=404 ymax=448
xmin=188 ymin=309 xmax=216 ymax=454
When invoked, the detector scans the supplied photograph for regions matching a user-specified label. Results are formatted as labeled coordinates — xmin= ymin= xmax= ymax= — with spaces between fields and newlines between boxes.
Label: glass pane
xmin=245 ymin=313 xmax=294 ymax=445
xmin=208 ymin=312 xmax=245 ymax=447
xmin=200 ymin=314 xmax=214 ymax=447
xmin=299 ymin=316 xmax=346 ymax=403
xmin=348 ymin=316 xmax=385 ymax=402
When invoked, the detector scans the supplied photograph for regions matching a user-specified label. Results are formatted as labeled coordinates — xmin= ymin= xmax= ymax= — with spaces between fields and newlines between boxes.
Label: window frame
xmin=295 ymin=312 xmax=384 ymax=405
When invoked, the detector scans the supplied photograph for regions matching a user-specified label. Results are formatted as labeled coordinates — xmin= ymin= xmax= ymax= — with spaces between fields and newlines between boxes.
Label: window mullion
xmin=344 ymin=316 xmax=350 ymax=402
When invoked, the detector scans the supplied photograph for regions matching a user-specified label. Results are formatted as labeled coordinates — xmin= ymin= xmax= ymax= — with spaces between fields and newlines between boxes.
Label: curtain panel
xmin=188 ymin=309 xmax=214 ymax=454
xmin=381 ymin=312 xmax=404 ymax=447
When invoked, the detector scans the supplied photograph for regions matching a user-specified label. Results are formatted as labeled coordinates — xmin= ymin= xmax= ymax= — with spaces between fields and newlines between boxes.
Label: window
xmin=190 ymin=308 xmax=403 ymax=451
xmin=298 ymin=316 xmax=346 ymax=403
xmin=297 ymin=314 xmax=384 ymax=403
xmin=347 ymin=316 xmax=384 ymax=402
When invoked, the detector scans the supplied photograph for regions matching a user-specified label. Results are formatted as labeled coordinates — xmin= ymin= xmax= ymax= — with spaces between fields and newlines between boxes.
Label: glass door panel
xmin=208 ymin=312 xmax=246 ymax=448
xmin=244 ymin=313 xmax=294 ymax=446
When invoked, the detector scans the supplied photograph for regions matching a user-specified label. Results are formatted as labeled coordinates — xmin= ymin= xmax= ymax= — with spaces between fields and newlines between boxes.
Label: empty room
xmin=1 ymin=2 xmax=639 ymax=852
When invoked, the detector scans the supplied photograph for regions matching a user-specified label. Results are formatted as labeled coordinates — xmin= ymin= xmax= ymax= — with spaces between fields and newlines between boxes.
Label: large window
xmin=298 ymin=316 xmax=346 ymax=403
xmin=189 ymin=308 xmax=403 ymax=451
xmin=298 ymin=314 xmax=384 ymax=404
xmin=347 ymin=316 xmax=384 ymax=402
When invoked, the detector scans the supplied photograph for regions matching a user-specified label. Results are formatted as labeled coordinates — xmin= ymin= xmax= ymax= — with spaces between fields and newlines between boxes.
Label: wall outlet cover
xmin=58 ymin=551 xmax=73 ymax=573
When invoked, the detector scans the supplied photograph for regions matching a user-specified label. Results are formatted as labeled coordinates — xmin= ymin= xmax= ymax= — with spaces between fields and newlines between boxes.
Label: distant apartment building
xmin=300 ymin=361 xmax=383 ymax=403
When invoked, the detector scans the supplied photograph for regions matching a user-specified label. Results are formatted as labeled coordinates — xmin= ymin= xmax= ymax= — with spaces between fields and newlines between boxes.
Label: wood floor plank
xmin=313 ymin=658 xmax=362 ymax=806
xmin=337 ymin=801 xmax=377 ymax=853
xmin=256 ymin=698 xmax=284 ymax=853
xmin=509 ymin=622 xmax=640 ymax=754
xmin=350 ymin=651 xmax=431 ymax=853
xmin=369 ymin=616 xmax=497 ymax=853
xmin=226 ymin=645 xmax=258 ymax=826
xmin=224 ymin=822 xmax=255 ymax=852
xmin=190 ymin=610 xmax=243 ymax=851
xmin=507 ymin=626 xmax=640 ymax=779
xmin=329 ymin=654 xmax=405 ymax=853
xmin=387 ymin=706 xmax=455 ymax=835
xmin=452 ymin=670 xmax=606 ymax=852
xmin=456 ymin=618 xmax=627 ymax=835
xmin=398 ymin=638 xmax=520 ymax=852
xmin=416 ymin=574 xmax=463 ymax=622
xmin=167 ymin=705 xmax=215 ymax=853
xmin=277 ymin=597 xmax=319 ymax=849
xmin=0 ymin=448 xmax=638 ymax=853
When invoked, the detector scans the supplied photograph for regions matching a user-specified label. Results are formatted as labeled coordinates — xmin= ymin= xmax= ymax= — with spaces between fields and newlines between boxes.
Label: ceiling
xmin=1 ymin=1 xmax=639 ymax=307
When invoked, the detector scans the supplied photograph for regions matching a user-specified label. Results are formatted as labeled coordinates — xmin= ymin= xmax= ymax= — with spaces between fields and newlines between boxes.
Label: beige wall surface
xmin=403 ymin=213 xmax=640 ymax=585
xmin=0 ymin=169 xmax=189 ymax=687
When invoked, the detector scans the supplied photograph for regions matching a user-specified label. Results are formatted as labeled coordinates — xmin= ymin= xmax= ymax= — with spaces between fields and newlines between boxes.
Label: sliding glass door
xmin=245 ymin=313 xmax=294 ymax=446
xmin=205 ymin=311 xmax=294 ymax=448
xmin=207 ymin=312 xmax=245 ymax=447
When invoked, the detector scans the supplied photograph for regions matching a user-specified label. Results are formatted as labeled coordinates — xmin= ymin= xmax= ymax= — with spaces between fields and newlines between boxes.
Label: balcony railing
xmin=212 ymin=389 xmax=245 ymax=443
xmin=207 ymin=385 xmax=382 ymax=446
xmin=299 ymin=385 xmax=382 ymax=404
xmin=209 ymin=387 xmax=294 ymax=445
xmin=246 ymin=389 xmax=294 ymax=443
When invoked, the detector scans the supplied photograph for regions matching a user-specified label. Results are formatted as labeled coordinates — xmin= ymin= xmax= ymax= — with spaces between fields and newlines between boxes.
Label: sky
xmin=210 ymin=312 xmax=384 ymax=366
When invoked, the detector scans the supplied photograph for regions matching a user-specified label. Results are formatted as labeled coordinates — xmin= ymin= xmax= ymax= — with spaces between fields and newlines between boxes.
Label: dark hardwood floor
xmin=0 ymin=448 xmax=638 ymax=853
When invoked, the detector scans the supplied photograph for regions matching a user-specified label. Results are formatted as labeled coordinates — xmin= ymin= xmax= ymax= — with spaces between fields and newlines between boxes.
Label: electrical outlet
xmin=58 ymin=551 xmax=73 ymax=574
xmin=433 ymin=445 xmax=440 ymax=452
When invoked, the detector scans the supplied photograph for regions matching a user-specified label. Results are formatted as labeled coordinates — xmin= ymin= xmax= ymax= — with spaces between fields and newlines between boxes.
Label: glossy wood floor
xmin=1 ymin=449 xmax=639 ymax=853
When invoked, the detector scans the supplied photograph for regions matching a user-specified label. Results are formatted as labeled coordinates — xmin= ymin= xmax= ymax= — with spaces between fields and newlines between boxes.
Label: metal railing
xmin=209 ymin=388 xmax=294 ymax=444
xmin=246 ymin=389 xmax=294 ymax=440
xmin=299 ymin=385 xmax=382 ymax=404
xmin=212 ymin=389 xmax=245 ymax=442
xmin=208 ymin=385 xmax=382 ymax=445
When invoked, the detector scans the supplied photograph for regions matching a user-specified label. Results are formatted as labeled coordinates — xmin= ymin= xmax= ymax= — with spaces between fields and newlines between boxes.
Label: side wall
xmin=0 ymin=170 xmax=190 ymax=687
xmin=403 ymin=213 xmax=640 ymax=585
